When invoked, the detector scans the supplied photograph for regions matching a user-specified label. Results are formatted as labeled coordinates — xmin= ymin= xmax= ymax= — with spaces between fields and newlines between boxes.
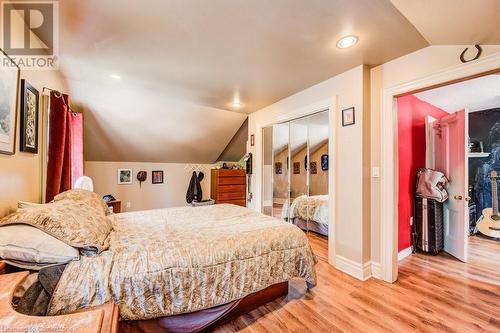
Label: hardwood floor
xmin=306 ymin=232 xmax=328 ymax=260
xmin=214 ymin=236 xmax=500 ymax=332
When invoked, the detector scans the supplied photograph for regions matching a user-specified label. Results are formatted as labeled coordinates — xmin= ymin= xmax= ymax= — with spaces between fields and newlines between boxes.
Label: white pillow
xmin=0 ymin=224 xmax=79 ymax=267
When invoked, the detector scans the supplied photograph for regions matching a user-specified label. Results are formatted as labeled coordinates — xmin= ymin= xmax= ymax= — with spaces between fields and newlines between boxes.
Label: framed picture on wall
xmin=152 ymin=170 xmax=164 ymax=184
xmin=250 ymin=134 xmax=255 ymax=146
xmin=275 ymin=162 xmax=282 ymax=174
xmin=293 ymin=162 xmax=300 ymax=174
xmin=0 ymin=50 xmax=20 ymax=155
xmin=20 ymin=80 xmax=39 ymax=153
xmin=321 ymin=154 xmax=329 ymax=171
xmin=342 ymin=107 xmax=355 ymax=126
xmin=118 ymin=169 xmax=133 ymax=184
xmin=310 ymin=161 xmax=317 ymax=174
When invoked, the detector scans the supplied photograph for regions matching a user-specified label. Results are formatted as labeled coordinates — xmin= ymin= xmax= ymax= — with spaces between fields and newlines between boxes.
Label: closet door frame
xmin=256 ymin=97 xmax=337 ymax=264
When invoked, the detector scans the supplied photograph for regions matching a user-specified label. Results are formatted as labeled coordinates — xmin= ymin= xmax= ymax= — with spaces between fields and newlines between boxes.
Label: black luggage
xmin=412 ymin=196 xmax=444 ymax=255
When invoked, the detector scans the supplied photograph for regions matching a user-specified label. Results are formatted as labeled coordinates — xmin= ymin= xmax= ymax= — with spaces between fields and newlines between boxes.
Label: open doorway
xmin=396 ymin=73 xmax=500 ymax=268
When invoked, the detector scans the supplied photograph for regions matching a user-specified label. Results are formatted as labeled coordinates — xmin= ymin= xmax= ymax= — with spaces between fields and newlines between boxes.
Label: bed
xmin=281 ymin=195 xmax=329 ymax=236
xmin=0 ymin=190 xmax=317 ymax=332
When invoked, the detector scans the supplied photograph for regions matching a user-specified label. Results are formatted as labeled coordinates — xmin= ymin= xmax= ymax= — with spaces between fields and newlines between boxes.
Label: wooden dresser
xmin=211 ymin=169 xmax=247 ymax=207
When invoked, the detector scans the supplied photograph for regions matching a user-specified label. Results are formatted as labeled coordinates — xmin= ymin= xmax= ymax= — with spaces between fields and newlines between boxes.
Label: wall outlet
xmin=372 ymin=167 xmax=380 ymax=178
xmin=410 ymin=216 xmax=413 ymax=226
xmin=126 ymin=202 xmax=131 ymax=209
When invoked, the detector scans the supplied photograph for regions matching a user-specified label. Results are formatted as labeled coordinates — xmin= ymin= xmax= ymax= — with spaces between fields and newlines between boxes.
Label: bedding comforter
xmin=47 ymin=204 xmax=317 ymax=320
xmin=281 ymin=195 xmax=329 ymax=225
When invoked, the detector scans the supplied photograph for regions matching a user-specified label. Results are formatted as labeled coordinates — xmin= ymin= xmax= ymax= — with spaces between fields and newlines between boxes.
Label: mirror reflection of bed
xmin=262 ymin=110 xmax=329 ymax=260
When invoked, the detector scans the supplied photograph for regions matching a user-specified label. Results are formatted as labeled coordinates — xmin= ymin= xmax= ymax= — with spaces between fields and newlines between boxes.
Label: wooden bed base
xmin=121 ymin=281 xmax=289 ymax=333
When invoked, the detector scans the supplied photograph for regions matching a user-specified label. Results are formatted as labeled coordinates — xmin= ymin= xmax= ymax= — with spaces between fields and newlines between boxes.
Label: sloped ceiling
xmin=391 ymin=0 xmax=500 ymax=44
xmin=414 ymin=74 xmax=500 ymax=113
xmin=56 ymin=0 xmax=429 ymax=163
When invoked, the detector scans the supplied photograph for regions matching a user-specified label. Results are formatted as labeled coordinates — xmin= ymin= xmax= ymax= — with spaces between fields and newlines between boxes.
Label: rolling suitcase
xmin=412 ymin=196 xmax=444 ymax=255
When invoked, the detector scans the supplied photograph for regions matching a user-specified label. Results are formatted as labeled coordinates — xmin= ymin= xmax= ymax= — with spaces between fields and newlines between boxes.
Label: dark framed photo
xmin=293 ymin=162 xmax=300 ymax=174
xmin=20 ymin=80 xmax=39 ymax=153
xmin=0 ymin=50 xmax=20 ymax=155
xmin=152 ymin=170 xmax=164 ymax=184
xmin=310 ymin=161 xmax=317 ymax=174
xmin=275 ymin=162 xmax=282 ymax=174
xmin=342 ymin=107 xmax=355 ymax=126
xmin=321 ymin=154 xmax=329 ymax=171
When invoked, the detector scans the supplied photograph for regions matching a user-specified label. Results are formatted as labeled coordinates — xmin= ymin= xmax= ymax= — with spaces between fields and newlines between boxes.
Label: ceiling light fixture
xmin=109 ymin=74 xmax=121 ymax=80
xmin=336 ymin=35 xmax=358 ymax=49
xmin=232 ymin=101 xmax=242 ymax=108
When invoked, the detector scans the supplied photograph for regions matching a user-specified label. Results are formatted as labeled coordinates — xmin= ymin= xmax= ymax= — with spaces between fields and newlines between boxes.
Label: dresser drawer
xmin=217 ymin=169 xmax=246 ymax=177
xmin=218 ymin=184 xmax=246 ymax=193
xmin=217 ymin=191 xmax=246 ymax=201
xmin=218 ymin=199 xmax=246 ymax=207
xmin=218 ymin=177 xmax=246 ymax=185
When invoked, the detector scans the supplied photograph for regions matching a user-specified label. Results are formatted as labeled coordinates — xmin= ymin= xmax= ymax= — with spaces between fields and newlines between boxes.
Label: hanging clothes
xmin=186 ymin=171 xmax=203 ymax=203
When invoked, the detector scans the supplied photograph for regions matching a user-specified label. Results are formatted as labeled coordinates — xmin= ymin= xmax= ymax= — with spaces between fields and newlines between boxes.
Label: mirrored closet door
xmin=262 ymin=110 xmax=329 ymax=260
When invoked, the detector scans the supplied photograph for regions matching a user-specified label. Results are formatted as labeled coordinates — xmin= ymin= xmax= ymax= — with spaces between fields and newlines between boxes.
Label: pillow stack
xmin=0 ymin=189 xmax=112 ymax=269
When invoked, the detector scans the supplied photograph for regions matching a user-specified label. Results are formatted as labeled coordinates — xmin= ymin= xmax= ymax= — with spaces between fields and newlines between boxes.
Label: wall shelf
xmin=468 ymin=152 xmax=490 ymax=158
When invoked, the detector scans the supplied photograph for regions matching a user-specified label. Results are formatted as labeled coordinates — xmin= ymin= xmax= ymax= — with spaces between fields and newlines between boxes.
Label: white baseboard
xmin=370 ymin=261 xmax=381 ymax=279
xmin=335 ymin=255 xmax=374 ymax=281
xmin=398 ymin=247 xmax=413 ymax=261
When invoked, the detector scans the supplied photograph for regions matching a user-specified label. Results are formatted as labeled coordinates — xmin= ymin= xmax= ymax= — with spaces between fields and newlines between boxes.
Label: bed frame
xmin=292 ymin=217 xmax=328 ymax=236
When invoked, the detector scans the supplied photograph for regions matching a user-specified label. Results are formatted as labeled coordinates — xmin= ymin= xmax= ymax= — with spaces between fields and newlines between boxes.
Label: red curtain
xmin=45 ymin=92 xmax=84 ymax=202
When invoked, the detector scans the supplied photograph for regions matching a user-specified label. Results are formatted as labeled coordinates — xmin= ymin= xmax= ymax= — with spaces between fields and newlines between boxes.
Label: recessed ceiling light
xmin=232 ymin=101 xmax=242 ymax=108
xmin=336 ymin=35 xmax=358 ymax=49
xmin=109 ymin=74 xmax=121 ymax=80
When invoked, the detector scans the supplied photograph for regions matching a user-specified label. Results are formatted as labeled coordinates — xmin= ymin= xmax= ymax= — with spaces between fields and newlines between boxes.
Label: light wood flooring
xmin=214 ymin=236 xmax=500 ymax=332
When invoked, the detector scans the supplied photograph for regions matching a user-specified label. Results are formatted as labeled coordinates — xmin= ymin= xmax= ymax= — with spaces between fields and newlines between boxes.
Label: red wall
xmin=397 ymin=95 xmax=448 ymax=251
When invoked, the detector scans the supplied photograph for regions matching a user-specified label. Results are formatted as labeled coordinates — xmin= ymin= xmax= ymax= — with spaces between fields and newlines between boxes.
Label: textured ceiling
xmin=391 ymin=0 xmax=500 ymax=45
xmin=55 ymin=0 xmax=429 ymax=163
xmin=414 ymin=75 xmax=500 ymax=113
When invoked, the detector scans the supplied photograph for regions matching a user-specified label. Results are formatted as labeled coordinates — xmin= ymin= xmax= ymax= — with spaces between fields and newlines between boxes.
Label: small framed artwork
xmin=118 ymin=169 xmax=133 ymax=184
xmin=20 ymin=80 xmax=39 ymax=153
xmin=310 ymin=161 xmax=317 ymax=174
xmin=250 ymin=134 xmax=255 ymax=146
xmin=0 ymin=50 xmax=20 ymax=155
xmin=293 ymin=162 xmax=300 ymax=174
xmin=152 ymin=170 xmax=164 ymax=184
xmin=321 ymin=154 xmax=329 ymax=171
xmin=275 ymin=162 xmax=282 ymax=174
xmin=342 ymin=107 xmax=355 ymax=126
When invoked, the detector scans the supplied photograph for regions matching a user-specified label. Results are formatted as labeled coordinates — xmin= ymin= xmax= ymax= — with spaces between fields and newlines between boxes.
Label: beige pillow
xmin=53 ymin=189 xmax=110 ymax=216
xmin=0 ymin=198 xmax=112 ymax=254
xmin=0 ymin=224 xmax=79 ymax=267
xmin=17 ymin=201 xmax=42 ymax=210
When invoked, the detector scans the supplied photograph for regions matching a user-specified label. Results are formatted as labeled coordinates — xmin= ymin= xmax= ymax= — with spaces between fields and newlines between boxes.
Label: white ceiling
xmin=391 ymin=0 xmax=500 ymax=44
xmin=414 ymin=74 xmax=500 ymax=113
xmin=54 ymin=0 xmax=429 ymax=163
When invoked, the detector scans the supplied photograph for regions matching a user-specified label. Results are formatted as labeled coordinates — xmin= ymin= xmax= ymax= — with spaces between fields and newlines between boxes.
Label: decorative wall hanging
xmin=293 ymin=162 xmax=300 ymax=174
xmin=137 ymin=171 xmax=147 ymax=188
xmin=152 ymin=170 xmax=164 ymax=184
xmin=310 ymin=161 xmax=317 ymax=174
xmin=20 ymin=80 xmax=39 ymax=153
xmin=321 ymin=154 xmax=329 ymax=171
xmin=0 ymin=50 xmax=20 ymax=155
xmin=118 ymin=169 xmax=132 ymax=184
xmin=275 ymin=162 xmax=282 ymax=174
xmin=460 ymin=45 xmax=482 ymax=63
xmin=342 ymin=107 xmax=355 ymax=126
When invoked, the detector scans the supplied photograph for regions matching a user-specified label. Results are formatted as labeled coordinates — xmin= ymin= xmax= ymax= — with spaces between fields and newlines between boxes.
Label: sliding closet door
xmin=307 ymin=111 xmax=329 ymax=259
xmin=289 ymin=117 xmax=309 ymax=229
xmin=262 ymin=126 xmax=274 ymax=217
xmin=272 ymin=123 xmax=290 ymax=220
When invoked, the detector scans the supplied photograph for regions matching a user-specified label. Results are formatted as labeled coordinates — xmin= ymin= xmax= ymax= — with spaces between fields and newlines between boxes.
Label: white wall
xmin=85 ymin=161 xmax=213 ymax=212
xmin=248 ymin=65 xmax=371 ymax=276
xmin=370 ymin=45 xmax=500 ymax=268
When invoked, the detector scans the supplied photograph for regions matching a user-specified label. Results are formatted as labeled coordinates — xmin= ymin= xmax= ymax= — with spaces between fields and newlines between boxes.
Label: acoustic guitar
xmin=477 ymin=170 xmax=500 ymax=239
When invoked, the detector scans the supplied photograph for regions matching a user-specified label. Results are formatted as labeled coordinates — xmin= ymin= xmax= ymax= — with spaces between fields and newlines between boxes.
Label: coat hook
xmin=460 ymin=44 xmax=482 ymax=63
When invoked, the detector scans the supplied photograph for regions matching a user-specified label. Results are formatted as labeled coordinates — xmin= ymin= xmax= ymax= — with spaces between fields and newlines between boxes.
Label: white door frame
xmin=380 ymin=54 xmax=500 ymax=283
xmin=255 ymin=97 xmax=337 ymax=265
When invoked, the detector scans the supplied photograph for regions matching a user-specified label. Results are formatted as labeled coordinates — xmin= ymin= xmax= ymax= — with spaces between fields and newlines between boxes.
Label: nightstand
xmin=106 ymin=200 xmax=121 ymax=213
xmin=0 ymin=271 xmax=119 ymax=333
